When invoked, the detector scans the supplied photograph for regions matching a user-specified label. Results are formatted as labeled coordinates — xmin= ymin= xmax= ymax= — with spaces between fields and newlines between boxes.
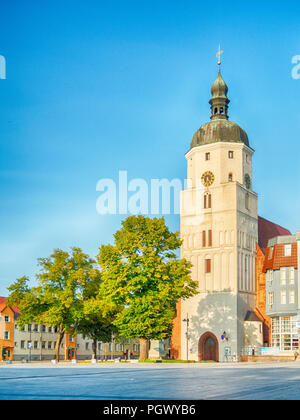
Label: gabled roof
xmin=0 ymin=296 xmax=21 ymax=319
xmin=258 ymin=216 xmax=291 ymax=250
xmin=244 ymin=311 xmax=262 ymax=322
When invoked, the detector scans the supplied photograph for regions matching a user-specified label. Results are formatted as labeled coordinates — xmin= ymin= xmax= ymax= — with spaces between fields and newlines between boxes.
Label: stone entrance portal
xmin=198 ymin=332 xmax=219 ymax=362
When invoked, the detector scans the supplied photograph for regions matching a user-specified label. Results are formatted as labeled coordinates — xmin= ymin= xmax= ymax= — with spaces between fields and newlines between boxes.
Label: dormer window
xmin=284 ymin=244 xmax=292 ymax=257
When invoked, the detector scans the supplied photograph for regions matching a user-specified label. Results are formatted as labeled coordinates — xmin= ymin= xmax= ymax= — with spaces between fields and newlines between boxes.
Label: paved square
xmin=1 ymin=362 xmax=300 ymax=400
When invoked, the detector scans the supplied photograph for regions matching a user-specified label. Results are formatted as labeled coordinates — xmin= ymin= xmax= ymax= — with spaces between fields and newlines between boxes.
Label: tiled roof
xmin=0 ymin=296 xmax=21 ymax=318
xmin=263 ymin=242 xmax=298 ymax=272
xmin=258 ymin=216 xmax=291 ymax=250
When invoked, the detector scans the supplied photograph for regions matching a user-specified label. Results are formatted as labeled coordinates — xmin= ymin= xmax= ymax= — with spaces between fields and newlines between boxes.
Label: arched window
xmin=228 ymin=173 xmax=233 ymax=182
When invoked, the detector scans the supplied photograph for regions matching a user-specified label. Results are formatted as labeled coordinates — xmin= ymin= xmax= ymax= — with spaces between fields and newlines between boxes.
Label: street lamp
xmin=183 ymin=315 xmax=190 ymax=362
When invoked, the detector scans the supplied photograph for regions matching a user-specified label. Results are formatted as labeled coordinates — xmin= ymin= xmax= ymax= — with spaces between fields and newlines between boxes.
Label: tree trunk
xmin=55 ymin=329 xmax=65 ymax=362
xmin=92 ymin=339 xmax=97 ymax=360
xmin=139 ymin=337 xmax=149 ymax=360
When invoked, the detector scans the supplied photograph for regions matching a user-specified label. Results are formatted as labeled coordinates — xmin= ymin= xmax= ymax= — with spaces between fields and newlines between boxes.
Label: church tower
xmin=178 ymin=62 xmax=261 ymax=362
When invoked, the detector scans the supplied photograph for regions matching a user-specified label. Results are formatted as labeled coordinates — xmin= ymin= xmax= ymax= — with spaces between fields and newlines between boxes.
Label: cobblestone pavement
xmin=1 ymin=362 xmax=300 ymax=400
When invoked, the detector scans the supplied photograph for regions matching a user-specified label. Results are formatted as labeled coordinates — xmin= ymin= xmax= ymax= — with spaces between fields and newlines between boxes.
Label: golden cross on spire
xmin=216 ymin=45 xmax=224 ymax=66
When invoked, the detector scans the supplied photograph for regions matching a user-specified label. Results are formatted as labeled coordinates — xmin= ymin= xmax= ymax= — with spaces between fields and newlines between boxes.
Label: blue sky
xmin=0 ymin=0 xmax=299 ymax=295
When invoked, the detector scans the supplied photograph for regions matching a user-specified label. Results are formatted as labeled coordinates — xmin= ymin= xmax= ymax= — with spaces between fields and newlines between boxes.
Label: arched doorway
xmin=198 ymin=332 xmax=219 ymax=362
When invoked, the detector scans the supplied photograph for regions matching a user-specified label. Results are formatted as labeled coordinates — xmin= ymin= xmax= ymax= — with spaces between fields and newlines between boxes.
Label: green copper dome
xmin=190 ymin=67 xmax=250 ymax=149
xmin=191 ymin=119 xmax=249 ymax=148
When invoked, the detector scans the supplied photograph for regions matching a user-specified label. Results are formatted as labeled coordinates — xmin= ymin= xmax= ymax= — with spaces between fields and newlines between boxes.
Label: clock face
xmin=201 ymin=171 xmax=215 ymax=187
xmin=244 ymin=173 xmax=251 ymax=189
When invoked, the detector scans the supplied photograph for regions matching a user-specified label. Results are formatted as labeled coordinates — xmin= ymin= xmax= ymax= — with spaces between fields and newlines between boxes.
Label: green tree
xmin=8 ymin=248 xmax=98 ymax=362
xmin=97 ymin=215 xmax=198 ymax=360
xmin=72 ymin=292 xmax=117 ymax=360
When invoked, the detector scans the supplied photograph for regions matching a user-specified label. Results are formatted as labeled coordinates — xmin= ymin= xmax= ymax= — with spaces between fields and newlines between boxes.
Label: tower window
xmin=202 ymin=231 xmax=206 ymax=247
xmin=228 ymin=173 xmax=233 ymax=182
xmin=204 ymin=193 xmax=212 ymax=209
xmin=214 ymin=108 xmax=218 ymax=114
xmin=205 ymin=259 xmax=212 ymax=274
xmin=245 ymin=193 xmax=250 ymax=210
xmin=228 ymin=151 xmax=234 ymax=159
xmin=205 ymin=152 xmax=210 ymax=161
xmin=220 ymin=107 xmax=224 ymax=114
xmin=208 ymin=230 xmax=212 ymax=247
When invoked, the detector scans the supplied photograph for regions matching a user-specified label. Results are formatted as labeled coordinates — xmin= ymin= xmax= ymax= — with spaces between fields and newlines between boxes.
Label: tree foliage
xmin=97 ymin=216 xmax=198 ymax=359
xmin=8 ymin=248 xmax=99 ymax=361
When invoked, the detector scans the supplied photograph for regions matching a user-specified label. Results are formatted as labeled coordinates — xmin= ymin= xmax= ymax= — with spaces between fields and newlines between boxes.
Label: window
xmin=280 ymin=267 xmax=287 ymax=285
xmin=48 ymin=342 xmax=52 ymax=349
xmin=48 ymin=327 xmax=52 ymax=333
xmin=4 ymin=316 xmax=9 ymax=323
xmin=69 ymin=336 xmax=73 ymax=342
xmin=208 ymin=230 xmax=212 ymax=247
xmin=41 ymin=325 xmax=46 ymax=332
xmin=120 ymin=344 xmax=124 ymax=351
xmin=205 ymin=152 xmax=210 ymax=161
xmin=245 ymin=193 xmax=250 ymax=210
xmin=115 ymin=344 xmax=118 ymax=352
xmin=21 ymin=341 xmax=25 ymax=349
xmin=28 ymin=324 xmax=32 ymax=332
xmin=202 ymin=231 xmax=206 ymax=247
xmin=133 ymin=344 xmax=137 ymax=352
xmin=42 ymin=342 xmax=46 ymax=349
xmin=228 ymin=173 xmax=233 ymax=182
xmin=205 ymin=259 xmax=212 ymax=274
xmin=109 ymin=343 xmax=112 ymax=352
xmin=228 ymin=151 xmax=234 ymax=159
xmin=34 ymin=341 xmax=38 ymax=349
xmin=266 ymin=270 xmax=273 ymax=284
xmin=85 ymin=343 xmax=89 ymax=350
xmin=33 ymin=324 xmax=38 ymax=332
xmin=4 ymin=331 xmax=9 ymax=340
xmin=267 ymin=292 xmax=274 ymax=306
xmin=204 ymin=193 xmax=212 ymax=209
xmin=290 ymin=267 xmax=295 ymax=285
xmin=284 ymin=244 xmax=292 ymax=257
xmin=280 ymin=291 xmax=287 ymax=305
xmin=289 ymin=290 xmax=295 ymax=304
xmin=268 ymin=247 xmax=274 ymax=260
xmin=220 ymin=107 xmax=224 ymax=114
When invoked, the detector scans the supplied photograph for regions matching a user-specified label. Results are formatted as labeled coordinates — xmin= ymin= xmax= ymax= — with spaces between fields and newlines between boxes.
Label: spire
xmin=209 ymin=47 xmax=230 ymax=120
